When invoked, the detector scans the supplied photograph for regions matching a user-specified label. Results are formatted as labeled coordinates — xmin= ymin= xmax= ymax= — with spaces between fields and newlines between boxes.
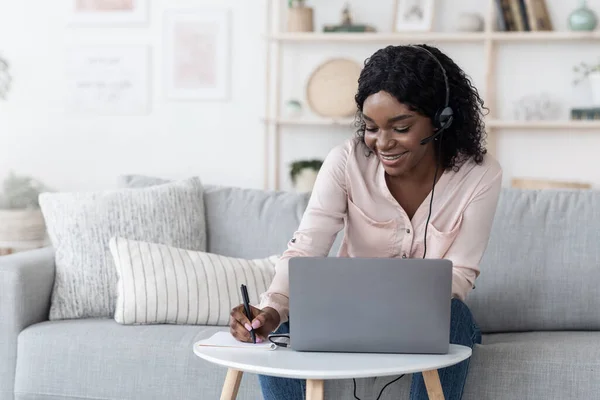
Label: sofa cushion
xmin=108 ymin=236 xmax=277 ymax=326
xmin=39 ymin=178 xmax=207 ymax=321
xmin=466 ymin=188 xmax=600 ymax=333
xmin=14 ymin=320 xmax=261 ymax=400
xmin=16 ymin=321 xmax=600 ymax=400
xmin=463 ymin=331 xmax=600 ymax=400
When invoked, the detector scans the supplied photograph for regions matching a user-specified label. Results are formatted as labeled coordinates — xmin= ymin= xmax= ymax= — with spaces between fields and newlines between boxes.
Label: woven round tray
xmin=306 ymin=58 xmax=362 ymax=118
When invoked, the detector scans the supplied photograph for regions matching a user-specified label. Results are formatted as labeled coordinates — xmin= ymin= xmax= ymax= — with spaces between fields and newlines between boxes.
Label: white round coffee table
xmin=194 ymin=342 xmax=471 ymax=400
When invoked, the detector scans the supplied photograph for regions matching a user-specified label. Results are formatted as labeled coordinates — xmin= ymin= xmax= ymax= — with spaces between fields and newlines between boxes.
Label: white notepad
xmin=196 ymin=331 xmax=278 ymax=351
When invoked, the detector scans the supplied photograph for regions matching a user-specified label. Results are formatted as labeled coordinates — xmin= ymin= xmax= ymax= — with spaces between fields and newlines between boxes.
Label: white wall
xmin=0 ymin=0 xmax=598 ymax=192
xmin=0 ymin=0 xmax=267 ymax=191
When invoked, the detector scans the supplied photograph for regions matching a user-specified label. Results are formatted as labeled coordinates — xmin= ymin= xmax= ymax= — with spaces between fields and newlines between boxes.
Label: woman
xmin=229 ymin=44 xmax=502 ymax=400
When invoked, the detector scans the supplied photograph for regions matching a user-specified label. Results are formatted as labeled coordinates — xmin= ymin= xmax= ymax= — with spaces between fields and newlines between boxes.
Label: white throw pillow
xmin=39 ymin=177 xmax=207 ymax=320
xmin=109 ymin=236 xmax=278 ymax=326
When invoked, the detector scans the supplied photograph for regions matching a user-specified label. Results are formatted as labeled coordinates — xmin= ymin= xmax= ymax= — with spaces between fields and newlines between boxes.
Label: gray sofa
xmin=1 ymin=183 xmax=599 ymax=400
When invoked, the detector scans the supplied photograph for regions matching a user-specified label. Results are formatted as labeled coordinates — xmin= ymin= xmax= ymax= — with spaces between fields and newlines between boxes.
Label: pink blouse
xmin=259 ymin=138 xmax=503 ymax=325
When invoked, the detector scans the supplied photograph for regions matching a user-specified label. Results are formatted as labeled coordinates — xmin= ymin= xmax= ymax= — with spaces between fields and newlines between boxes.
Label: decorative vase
xmin=589 ymin=72 xmax=600 ymax=106
xmin=284 ymin=99 xmax=303 ymax=118
xmin=287 ymin=3 xmax=314 ymax=32
xmin=292 ymin=168 xmax=319 ymax=193
xmin=0 ymin=209 xmax=47 ymax=244
xmin=568 ymin=0 xmax=598 ymax=31
xmin=456 ymin=13 xmax=484 ymax=32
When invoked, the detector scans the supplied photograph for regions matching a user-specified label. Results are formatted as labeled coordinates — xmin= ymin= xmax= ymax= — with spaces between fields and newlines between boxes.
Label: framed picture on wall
xmin=69 ymin=0 xmax=149 ymax=25
xmin=393 ymin=0 xmax=435 ymax=32
xmin=65 ymin=46 xmax=151 ymax=115
xmin=164 ymin=8 xmax=231 ymax=101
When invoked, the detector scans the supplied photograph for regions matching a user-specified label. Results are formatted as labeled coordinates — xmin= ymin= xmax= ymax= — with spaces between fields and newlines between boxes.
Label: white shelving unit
xmin=263 ymin=0 xmax=600 ymax=190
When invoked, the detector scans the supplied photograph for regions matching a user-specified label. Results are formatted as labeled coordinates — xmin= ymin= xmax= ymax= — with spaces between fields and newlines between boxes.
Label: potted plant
xmin=287 ymin=0 xmax=314 ymax=32
xmin=290 ymin=159 xmax=323 ymax=192
xmin=573 ymin=59 xmax=600 ymax=106
xmin=0 ymin=172 xmax=51 ymax=245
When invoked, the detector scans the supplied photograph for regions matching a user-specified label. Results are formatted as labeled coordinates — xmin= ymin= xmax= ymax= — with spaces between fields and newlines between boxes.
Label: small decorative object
xmin=456 ymin=12 xmax=484 ymax=32
xmin=511 ymin=178 xmax=591 ymax=190
xmin=568 ymin=0 xmax=598 ymax=31
xmin=165 ymin=9 xmax=231 ymax=101
xmin=306 ymin=58 xmax=362 ymax=118
xmin=284 ymin=99 xmax=303 ymax=118
xmin=393 ymin=0 xmax=435 ymax=32
xmin=323 ymin=2 xmax=376 ymax=33
xmin=0 ymin=171 xmax=51 ymax=246
xmin=287 ymin=0 xmax=314 ymax=32
xmin=290 ymin=159 xmax=323 ymax=193
xmin=573 ymin=60 xmax=600 ymax=106
xmin=513 ymin=93 xmax=561 ymax=121
xmin=0 ymin=54 xmax=11 ymax=100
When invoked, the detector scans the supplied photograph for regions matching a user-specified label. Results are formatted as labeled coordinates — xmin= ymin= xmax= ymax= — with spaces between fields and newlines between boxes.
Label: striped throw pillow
xmin=108 ymin=236 xmax=279 ymax=326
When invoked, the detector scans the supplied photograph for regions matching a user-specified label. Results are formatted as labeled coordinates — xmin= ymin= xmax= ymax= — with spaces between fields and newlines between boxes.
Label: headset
xmin=414 ymin=44 xmax=455 ymax=145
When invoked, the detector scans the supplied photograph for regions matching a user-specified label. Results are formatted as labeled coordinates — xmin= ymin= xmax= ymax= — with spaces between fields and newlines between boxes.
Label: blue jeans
xmin=258 ymin=298 xmax=482 ymax=400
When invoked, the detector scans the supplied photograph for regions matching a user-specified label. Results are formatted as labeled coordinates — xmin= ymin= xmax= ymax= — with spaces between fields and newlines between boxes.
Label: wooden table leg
xmin=306 ymin=379 xmax=324 ymax=400
xmin=220 ymin=368 xmax=243 ymax=400
xmin=422 ymin=369 xmax=444 ymax=400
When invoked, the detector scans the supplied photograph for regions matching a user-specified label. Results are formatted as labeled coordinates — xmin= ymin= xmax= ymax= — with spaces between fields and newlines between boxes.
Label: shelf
xmin=263 ymin=117 xmax=355 ymax=126
xmin=263 ymin=0 xmax=600 ymax=190
xmin=268 ymin=32 xmax=487 ymax=43
xmin=264 ymin=118 xmax=600 ymax=130
xmin=491 ymin=31 xmax=600 ymax=42
xmin=268 ymin=31 xmax=600 ymax=43
xmin=488 ymin=120 xmax=600 ymax=129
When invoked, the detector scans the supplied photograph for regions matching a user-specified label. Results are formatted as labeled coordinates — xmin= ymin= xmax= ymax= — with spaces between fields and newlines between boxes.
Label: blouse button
xmin=406 ymin=229 xmax=411 ymax=234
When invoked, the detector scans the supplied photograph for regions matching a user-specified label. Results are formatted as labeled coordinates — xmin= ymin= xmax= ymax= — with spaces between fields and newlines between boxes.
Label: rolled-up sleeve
xmin=259 ymin=143 xmax=350 ymax=324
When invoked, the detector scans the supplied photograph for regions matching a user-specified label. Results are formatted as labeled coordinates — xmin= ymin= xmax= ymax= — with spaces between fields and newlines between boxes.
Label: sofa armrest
xmin=0 ymin=246 xmax=56 ymax=329
xmin=0 ymin=246 xmax=55 ymax=399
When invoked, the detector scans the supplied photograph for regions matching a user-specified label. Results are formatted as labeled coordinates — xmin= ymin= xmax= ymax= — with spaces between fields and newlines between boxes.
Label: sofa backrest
xmin=206 ymin=185 xmax=600 ymax=334
xmin=121 ymin=176 xmax=600 ymax=334
xmin=202 ymin=185 xmax=344 ymax=259
xmin=203 ymin=185 xmax=308 ymax=258
xmin=466 ymin=188 xmax=600 ymax=333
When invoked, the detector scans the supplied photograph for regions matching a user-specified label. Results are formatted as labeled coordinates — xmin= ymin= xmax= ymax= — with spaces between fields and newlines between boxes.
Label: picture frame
xmin=65 ymin=46 xmax=151 ymax=115
xmin=164 ymin=8 xmax=231 ymax=101
xmin=69 ymin=0 xmax=149 ymax=25
xmin=393 ymin=0 xmax=435 ymax=32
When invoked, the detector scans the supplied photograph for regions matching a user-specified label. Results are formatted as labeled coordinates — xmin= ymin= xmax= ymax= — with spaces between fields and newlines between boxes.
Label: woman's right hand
xmin=229 ymin=304 xmax=281 ymax=343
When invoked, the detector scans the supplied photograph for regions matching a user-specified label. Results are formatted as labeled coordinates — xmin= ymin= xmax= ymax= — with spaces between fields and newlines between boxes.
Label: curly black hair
xmin=354 ymin=44 xmax=488 ymax=171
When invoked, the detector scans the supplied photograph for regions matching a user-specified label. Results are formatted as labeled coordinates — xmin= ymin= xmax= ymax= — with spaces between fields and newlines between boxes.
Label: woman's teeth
xmin=381 ymin=153 xmax=404 ymax=160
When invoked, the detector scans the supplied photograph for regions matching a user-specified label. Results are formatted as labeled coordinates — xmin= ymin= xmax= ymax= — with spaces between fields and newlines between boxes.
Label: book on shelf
xmin=571 ymin=108 xmax=600 ymax=120
xmin=495 ymin=0 xmax=552 ymax=32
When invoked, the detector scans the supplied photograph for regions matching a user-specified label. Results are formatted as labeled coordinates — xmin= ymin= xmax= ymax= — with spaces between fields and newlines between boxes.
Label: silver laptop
xmin=288 ymin=257 xmax=453 ymax=354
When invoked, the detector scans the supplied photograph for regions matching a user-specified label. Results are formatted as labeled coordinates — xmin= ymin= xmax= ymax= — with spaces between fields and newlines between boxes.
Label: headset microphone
xmin=419 ymin=128 xmax=443 ymax=146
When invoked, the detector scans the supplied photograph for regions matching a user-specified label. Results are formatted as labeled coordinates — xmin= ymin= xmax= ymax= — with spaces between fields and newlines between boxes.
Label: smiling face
xmin=362 ymin=90 xmax=437 ymax=179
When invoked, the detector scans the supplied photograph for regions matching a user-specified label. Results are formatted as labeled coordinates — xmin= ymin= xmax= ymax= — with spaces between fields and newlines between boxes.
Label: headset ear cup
xmin=435 ymin=106 xmax=454 ymax=131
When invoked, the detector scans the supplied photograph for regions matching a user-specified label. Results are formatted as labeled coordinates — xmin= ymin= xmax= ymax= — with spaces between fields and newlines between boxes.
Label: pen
xmin=240 ymin=284 xmax=256 ymax=344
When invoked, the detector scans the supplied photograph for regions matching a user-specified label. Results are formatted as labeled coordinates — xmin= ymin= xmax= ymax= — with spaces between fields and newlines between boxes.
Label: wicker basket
xmin=0 ymin=209 xmax=47 ymax=243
